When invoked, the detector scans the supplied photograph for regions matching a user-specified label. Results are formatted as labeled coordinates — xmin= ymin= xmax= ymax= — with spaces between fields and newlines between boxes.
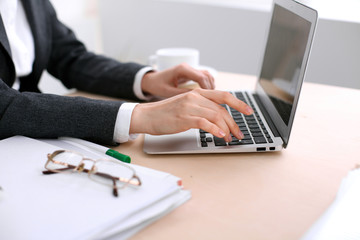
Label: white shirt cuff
xmin=133 ymin=66 xmax=154 ymax=100
xmin=113 ymin=102 xmax=139 ymax=143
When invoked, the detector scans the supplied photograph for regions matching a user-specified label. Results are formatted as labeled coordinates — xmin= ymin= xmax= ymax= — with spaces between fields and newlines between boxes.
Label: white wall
xmin=99 ymin=0 xmax=270 ymax=79
xmin=40 ymin=0 xmax=360 ymax=93
xmin=306 ymin=19 xmax=360 ymax=89
xmin=98 ymin=0 xmax=360 ymax=89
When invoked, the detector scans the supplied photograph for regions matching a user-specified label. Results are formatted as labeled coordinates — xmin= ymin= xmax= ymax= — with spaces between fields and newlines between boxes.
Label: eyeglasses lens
xmin=48 ymin=151 xmax=83 ymax=173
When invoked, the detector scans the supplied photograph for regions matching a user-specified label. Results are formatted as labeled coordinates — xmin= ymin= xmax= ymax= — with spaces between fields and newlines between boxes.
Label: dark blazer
xmin=0 ymin=0 xmax=145 ymax=144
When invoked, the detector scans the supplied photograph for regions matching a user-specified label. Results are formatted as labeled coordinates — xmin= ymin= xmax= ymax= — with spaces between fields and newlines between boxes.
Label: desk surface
xmin=77 ymin=72 xmax=360 ymax=239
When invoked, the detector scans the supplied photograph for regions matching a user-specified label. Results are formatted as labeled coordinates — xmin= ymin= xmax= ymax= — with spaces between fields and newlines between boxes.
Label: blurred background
xmin=41 ymin=0 xmax=360 ymax=94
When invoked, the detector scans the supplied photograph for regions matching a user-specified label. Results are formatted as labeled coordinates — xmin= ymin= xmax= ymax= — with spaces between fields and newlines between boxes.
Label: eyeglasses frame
xmin=43 ymin=150 xmax=142 ymax=197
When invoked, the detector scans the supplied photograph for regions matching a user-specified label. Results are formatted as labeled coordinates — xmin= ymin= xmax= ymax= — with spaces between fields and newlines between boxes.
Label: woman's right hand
xmin=129 ymin=88 xmax=253 ymax=142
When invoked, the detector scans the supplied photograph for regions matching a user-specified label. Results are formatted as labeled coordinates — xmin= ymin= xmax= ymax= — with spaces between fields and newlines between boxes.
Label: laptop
xmin=143 ymin=0 xmax=318 ymax=154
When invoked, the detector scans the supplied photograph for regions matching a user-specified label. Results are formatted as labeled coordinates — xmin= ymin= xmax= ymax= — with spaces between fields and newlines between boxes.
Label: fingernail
xmin=246 ymin=106 xmax=254 ymax=115
xmin=224 ymin=135 xmax=232 ymax=142
xmin=219 ymin=130 xmax=226 ymax=137
xmin=238 ymin=130 xmax=244 ymax=139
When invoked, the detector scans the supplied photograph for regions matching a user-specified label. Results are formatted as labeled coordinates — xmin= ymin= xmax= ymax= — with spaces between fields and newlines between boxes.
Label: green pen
xmin=60 ymin=137 xmax=131 ymax=163
xmin=105 ymin=148 xmax=131 ymax=163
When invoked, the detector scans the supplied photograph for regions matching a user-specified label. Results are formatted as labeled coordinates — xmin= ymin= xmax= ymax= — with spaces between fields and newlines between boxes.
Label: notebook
xmin=144 ymin=0 xmax=318 ymax=154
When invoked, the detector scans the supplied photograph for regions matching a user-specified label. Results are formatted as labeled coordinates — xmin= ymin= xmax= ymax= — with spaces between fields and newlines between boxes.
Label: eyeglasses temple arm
xmin=112 ymin=179 xmax=118 ymax=197
xmin=42 ymin=167 xmax=74 ymax=174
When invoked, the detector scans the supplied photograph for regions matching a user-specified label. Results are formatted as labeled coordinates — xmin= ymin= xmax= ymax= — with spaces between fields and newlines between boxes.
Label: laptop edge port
xmin=256 ymin=147 xmax=266 ymax=152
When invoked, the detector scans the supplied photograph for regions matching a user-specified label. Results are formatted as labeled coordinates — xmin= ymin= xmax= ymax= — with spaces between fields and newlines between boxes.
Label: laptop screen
xmin=255 ymin=0 xmax=317 ymax=148
xmin=259 ymin=4 xmax=311 ymax=125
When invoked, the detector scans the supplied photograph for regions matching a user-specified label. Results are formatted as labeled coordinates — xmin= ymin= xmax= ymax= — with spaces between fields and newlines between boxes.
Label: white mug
xmin=148 ymin=48 xmax=200 ymax=71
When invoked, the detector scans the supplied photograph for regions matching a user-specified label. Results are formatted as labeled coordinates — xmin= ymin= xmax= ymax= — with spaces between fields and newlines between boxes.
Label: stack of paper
xmin=0 ymin=136 xmax=191 ymax=240
xmin=302 ymin=167 xmax=360 ymax=240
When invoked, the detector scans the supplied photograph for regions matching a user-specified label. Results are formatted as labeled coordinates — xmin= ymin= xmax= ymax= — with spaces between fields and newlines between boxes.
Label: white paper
xmin=99 ymin=189 xmax=191 ymax=240
xmin=0 ymin=136 xmax=191 ymax=240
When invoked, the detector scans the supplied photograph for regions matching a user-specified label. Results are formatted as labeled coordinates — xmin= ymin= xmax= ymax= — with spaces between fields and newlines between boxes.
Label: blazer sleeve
xmin=0 ymin=79 xmax=123 ymax=145
xmin=44 ymin=0 xmax=145 ymax=100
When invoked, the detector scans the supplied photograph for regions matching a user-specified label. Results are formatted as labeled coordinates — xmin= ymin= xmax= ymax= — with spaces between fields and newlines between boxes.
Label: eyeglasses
xmin=42 ymin=150 xmax=141 ymax=197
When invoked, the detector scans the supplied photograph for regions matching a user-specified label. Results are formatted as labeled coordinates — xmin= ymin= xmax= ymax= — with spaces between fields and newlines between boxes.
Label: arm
xmin=0 ymin=80 xmax=122 ymax=145
xmin=43 ymin=0 xmax=144 ymax=100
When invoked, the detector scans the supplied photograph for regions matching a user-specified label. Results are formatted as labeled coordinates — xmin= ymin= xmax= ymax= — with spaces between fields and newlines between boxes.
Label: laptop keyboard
xmin=199 ymin=91 xmax=274 ymax=147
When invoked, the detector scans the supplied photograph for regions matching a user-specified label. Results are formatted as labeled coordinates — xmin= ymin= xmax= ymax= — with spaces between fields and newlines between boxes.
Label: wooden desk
xmin=77 ymin=72 xmax=360 ymax=239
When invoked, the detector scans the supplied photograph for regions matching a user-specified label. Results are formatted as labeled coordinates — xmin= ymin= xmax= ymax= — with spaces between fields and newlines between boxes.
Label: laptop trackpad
xmin=143 ymin=129 xmax=199 ymax=154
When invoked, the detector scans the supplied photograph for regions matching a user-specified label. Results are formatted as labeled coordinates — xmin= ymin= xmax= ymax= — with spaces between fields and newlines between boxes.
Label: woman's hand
xmin=130 ymin=88 xmax=253 ymax=142
xmin=141 ymin=63 xmax=215 ymax=98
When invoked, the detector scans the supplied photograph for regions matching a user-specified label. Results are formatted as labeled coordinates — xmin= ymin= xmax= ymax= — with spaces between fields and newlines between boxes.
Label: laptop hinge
xmin=252 ymin=93 xmax=281 ymax=138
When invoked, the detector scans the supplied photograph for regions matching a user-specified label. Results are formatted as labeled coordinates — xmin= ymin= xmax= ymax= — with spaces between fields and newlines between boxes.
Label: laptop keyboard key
xmin=250 ymin=128 xmax=261 ymax=133
xmin=254 ymin=137 xmax=267 ymax=144
xmin=248 ymin=124 xmax=259 ymax=129
xmin=252 ymin=132 xmax=264 ymax=137
xmin=240 ymin=126 xmax=248 ymax=131
xmin=228 ymin=139 xmax=254 ymax=145
xmin=241 ymin=139 xmax=254 ymax=144
xmin=243 ymin=134 xmax=252 ymax=140
xmin=213 ymin=137 xmax=227 ymax=146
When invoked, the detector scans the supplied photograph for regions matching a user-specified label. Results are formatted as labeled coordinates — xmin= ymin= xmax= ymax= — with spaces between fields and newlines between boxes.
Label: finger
xmin=190 ymin=116 xmax=227 ymax=139
xmin=210 ymin=106 xmax=243 ymax=141
xmin=175 ymin=64 xmax=213 ymax=90
xmin=219 ymin=107 xmax=244 ymax=140
xmin=187 ymin=105 xmax=232 ymax=141
xmin=196 ymin=89 xmax=253 ymax=115
xmin=191 ymin=99 xmax=243 ymax=141
xmin=200 ymin=70 xmax=215 ymax=89
xmin=184 ymin=92 xmax=241 ymax=141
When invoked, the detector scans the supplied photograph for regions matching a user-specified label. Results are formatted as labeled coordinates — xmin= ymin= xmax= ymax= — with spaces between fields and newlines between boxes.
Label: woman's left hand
xmin=141 ymin=63 xmax=215 ymax=98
